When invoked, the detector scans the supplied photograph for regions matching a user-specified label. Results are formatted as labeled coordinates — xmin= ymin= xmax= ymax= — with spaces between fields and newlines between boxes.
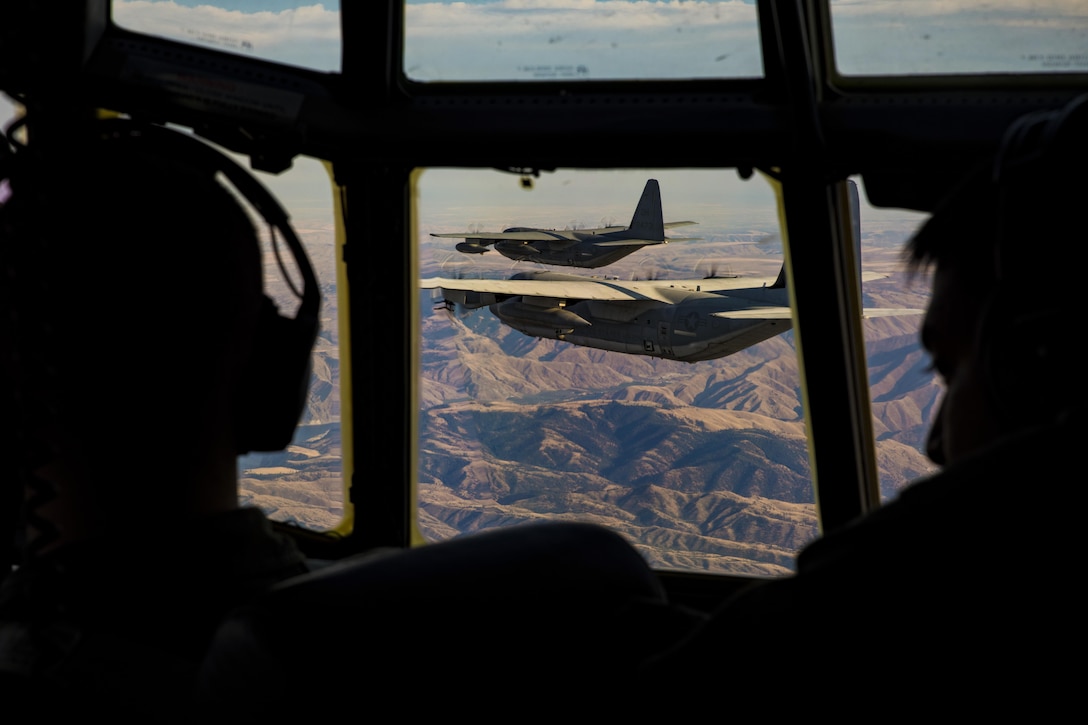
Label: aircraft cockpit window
xmin=403 ymin=1 xmax=763 ymax=83
xmin=417 ymin=169 xmax=929 ymax=575
xmin=227 ymin=150 xmax=346 ymax=534
xmin=418 ymin=169 xmax=801 ymax=575
xmin=850 ymin=176 xmax=933 ymax=502
xmin=109 ymin=1 xmax=342 ymax=73
xmin=829 ymin=1 xmax=1088 ymax=78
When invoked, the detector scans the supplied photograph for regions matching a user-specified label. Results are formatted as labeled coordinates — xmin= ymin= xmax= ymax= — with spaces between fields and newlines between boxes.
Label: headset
xmin=978 ymin=93 xmax=1087 ymax=423
xmin=0 ymin=114 xmax=321 ymax=456
xmin=1 ymin=112 xmax=321 ymax=570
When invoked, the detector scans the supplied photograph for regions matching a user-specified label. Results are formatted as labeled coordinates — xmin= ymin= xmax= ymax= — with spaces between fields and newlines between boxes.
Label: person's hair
xmin=903 ymin=162 xmax=1001 ymax=295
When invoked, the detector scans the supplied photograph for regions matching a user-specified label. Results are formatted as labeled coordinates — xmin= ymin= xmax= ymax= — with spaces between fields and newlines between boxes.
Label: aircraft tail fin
xmin=844 ymin=177 xmax=861 ymax=293
xmin=769 ymin=264 xmax=788 ymax=289
xmin=626 ymin=179 xmax=666 ymax=240
xmin=848 ymin=178 xmax=861 ymax=253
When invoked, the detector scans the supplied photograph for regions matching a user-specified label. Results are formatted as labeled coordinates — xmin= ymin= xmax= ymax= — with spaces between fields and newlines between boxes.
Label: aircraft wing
xmin=594 ymin=232 xmax=701 ymax=247
xmin=431 ymin=231 xmax=567 ymax=241
xmin=711 ymin=306 xmax=923 ymax=320
xmin=596 ymin=239 xmax=678 ymax=248
xmin=859 ymin=272 xmax=926 ymax=316
xmin=710 ymin=307 xmax=793 ymax=320
xmin=421 ymin=269 xmax=910 ymax=299
xmin=423 ymin=273 xmax=788 ymax=303
xmin=693 ymin=275 xmax=782 ymax=291
xmin=664 ymin=221 xmax=698 ymax=229
xmin=709 ymin=302 xmax=922 ymax=317
xmin=862 ymin=307 xmax=925 ymax=318
xmin=421 ymin=276 xmax=669 ymax=302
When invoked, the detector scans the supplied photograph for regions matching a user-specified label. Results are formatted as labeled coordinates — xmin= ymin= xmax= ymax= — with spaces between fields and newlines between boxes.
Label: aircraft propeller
xmin=695 ymin=260 xmax=737 ymax=279
xmin=631 ymin=267 xmax=665 ymax=281
xmin=436 ymin=265 xmax=491 ymax=321
xmin=433 ymin=289 xmax=474 ymax=320
xmin=631 ymin=257 xmax=667 ymax=281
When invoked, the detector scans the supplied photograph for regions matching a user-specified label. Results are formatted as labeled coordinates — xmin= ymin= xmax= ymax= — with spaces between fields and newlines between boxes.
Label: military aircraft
xmin=422 ymin=265 xmax=920 ymax=363
xmin=422 ymin=180 xmax=922 ymax=363
xmin=430 ymin=178 xmax=699 ymax=269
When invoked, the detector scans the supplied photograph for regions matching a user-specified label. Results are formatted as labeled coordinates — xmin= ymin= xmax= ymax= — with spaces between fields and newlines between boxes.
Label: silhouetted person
xmin=637 ymin=95 xmax=1088 ymax=712
xmin=0 ymin=116 xmax=314 ymax=718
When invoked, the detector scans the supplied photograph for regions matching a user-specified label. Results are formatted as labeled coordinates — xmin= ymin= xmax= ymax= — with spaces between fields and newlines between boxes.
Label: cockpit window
xmin=110 ymin=1 xmax=342 ymax=73
xmin=403 ymin=1 xmax=763 ymax=82
xmin=829 ymin=0 xmax=1088 ymax=77
xmin=416 ymin=168 xmax=930 ymax=575
xmin=851 ymin=177 xmax=933 ymax=501
xmin=230 ymin=153 xmax=346 ymax=533
xmin=418 ymin=168 xmax=807 ymax=575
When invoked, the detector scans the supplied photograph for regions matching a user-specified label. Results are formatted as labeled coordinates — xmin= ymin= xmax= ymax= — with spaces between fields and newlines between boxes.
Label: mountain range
xmin=238 ymin=213 xmax=939 ymax=577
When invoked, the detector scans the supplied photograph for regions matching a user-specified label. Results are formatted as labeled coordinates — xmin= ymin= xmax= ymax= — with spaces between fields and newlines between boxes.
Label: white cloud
xmin=404 ymin=1 xmax=761 ymax=80
xmin=108 ymin=1 xmax=1088 ymax=79
xmin=829 ymin=0 xmax=1088 ymax=74
xmin=112 ymin=1 xmax=341 ymax=70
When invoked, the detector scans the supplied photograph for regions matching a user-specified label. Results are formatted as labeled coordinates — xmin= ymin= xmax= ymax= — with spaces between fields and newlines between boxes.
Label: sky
xmin=103 ymin=1 xmax=1088 ymax=79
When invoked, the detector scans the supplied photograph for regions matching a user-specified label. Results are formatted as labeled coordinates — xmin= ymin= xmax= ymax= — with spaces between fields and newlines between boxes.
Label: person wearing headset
xmin=0 ymin=117 xmax=316 ymax=717
xmin=636 ymin=95 xmax=1087 ymax=710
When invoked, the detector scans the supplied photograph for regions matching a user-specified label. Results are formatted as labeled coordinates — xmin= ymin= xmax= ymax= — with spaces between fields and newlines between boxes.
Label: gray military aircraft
xmin=420 ymin=267 xmax=920 ymax=363
xmin=420 ymin=181 xmax=923 ymax=363
xmin=430 ymin=178 xmax=699 ymax=269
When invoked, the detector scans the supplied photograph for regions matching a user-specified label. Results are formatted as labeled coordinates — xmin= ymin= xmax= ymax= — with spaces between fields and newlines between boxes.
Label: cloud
xmin=112 ymin=1 xmax=341 ymax=70
xmin=829 ymin=0 xmax=1088 ymax=74
xmin=404 ymin=1 xmax=762 ymax=80
xmin=108 ymin=1 xmax=1088 ymax=79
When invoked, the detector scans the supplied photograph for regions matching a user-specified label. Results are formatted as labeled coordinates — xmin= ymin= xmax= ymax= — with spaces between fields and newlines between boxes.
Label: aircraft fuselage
xmin=489 ymin=286 xmax=793 ymax=363
xmin=493 ymin=233 xmax=658 ymax=269
xmin=432 ymin=179 xmax=698 ymax=269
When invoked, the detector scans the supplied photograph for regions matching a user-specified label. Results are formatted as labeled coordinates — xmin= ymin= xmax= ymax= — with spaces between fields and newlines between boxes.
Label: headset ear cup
xmin=235 ymin=295 xmax=317 ymax=453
